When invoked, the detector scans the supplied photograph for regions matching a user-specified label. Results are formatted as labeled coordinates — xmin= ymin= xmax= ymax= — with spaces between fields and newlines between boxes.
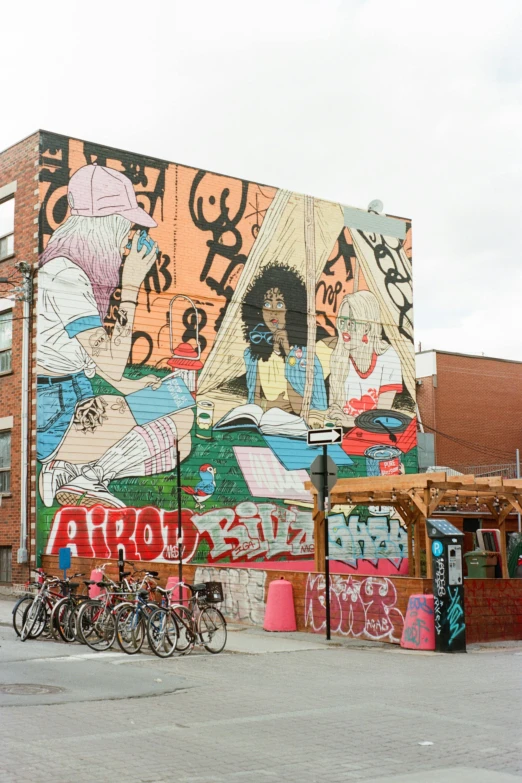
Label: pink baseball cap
xmin=67 ymin=163 xmax=157 ymax=227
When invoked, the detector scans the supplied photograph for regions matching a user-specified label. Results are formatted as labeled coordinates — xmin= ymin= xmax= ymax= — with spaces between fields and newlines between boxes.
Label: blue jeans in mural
xmin=37 ymin=372 xmax=94 ymax=461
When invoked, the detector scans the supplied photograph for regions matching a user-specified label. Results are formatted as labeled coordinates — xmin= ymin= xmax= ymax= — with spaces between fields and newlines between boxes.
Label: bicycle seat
xmin=192 ymin=583 xmax=206 ymax=593
xmin=146 ymin=570 xmax=159 ymax=577
xmin=69 ymin=582 xmax=80 ymax=591
xmin=96 ymin=581 xmax=106 ymax=588
xmin=121 ymin=571 xmax=131 ymax=577
xmin=83 ymin=580 xmax=95 ymax=586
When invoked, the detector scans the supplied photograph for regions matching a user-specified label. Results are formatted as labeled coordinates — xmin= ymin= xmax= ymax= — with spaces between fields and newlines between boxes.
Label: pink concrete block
xmin=166 ymin=576 xmax=190 ymax=605
xmin=263 ymin=578 xmax=297 ymax=632
xmin=89 ymin=569 xmax=104 ymax=599
xmin=401 ymin=594 xmax=435 ymax=650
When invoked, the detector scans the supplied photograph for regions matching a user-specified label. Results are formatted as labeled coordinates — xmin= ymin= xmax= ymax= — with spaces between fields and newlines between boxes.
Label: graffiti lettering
xmin=195 ymin=566 xmax=266 ymax=625
xmin=402 ymin=596 xmax=434 ymax=648
xmin=189 ymin=170 xmax=249 ymax=332
xmin=447 ymin=586 xmax=466 ymax=646
xmin=45 ymin=503 xmax=313 ymax=564
xmin=435 ymin=557 xmax=446 ymax=597
xmin=328 ymin=513 xmax=406 ymax=566
xmin=192 ymin=502 xmax=313 ymax=562
xmin=46 ymin=506 xmax=199 ymax=563
xmin=304 ymin=574 xmax=404 ymax=642
xmin=357 ymin=231 xmax=413 ymax=344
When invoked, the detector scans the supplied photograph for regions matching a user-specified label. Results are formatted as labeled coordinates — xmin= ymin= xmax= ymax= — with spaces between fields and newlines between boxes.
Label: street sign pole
xmin=323 ymin=445 xmax=331 ymax=641
xmin=308 ymin=431 xmax=339 ymax=643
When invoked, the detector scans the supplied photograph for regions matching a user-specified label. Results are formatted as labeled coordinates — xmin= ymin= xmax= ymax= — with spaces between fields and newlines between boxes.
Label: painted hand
xmin=121 ymin=230 xmax=158 ymax=291
xmin=273 ymin=329 xmax=290 ymax=356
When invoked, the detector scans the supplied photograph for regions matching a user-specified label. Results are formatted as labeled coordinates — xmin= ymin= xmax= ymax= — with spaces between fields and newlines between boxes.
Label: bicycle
xmin=12 ymin=569 xmax=46 ymax=637
xmin=74 ymin=565 xmax=142 ymax=651
xmin=114 ymin=570 xmax=161 ymax=654
xmin=20 ymin=573 xmax=67 ymax=642
xmin=147 ymin=581 xmax=226 ymax=658
xmin=49 ymin=573 xmax=91 ymax=643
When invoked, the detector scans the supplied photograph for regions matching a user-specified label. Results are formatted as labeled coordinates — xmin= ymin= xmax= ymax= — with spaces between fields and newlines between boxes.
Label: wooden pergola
xmin=308 ymin=472 xmax=522 ymax=579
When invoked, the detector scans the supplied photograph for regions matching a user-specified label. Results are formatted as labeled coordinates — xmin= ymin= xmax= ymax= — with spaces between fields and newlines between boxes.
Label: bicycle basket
xmin=204 ymin=582 xmax=224 ymax=604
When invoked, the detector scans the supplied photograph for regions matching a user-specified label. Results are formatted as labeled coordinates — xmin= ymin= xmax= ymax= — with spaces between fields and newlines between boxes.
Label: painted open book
xmin=215 ymin=404 xmax=308 ymax=439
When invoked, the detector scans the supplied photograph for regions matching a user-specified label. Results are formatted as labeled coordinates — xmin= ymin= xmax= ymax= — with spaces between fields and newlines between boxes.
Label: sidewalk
xmin=3 ymin=597 xmax=521 ymax=655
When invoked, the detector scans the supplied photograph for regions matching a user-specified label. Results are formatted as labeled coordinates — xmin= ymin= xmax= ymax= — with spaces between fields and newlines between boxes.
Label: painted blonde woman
xmin=327 ymin=290 xmax=403 ymax=428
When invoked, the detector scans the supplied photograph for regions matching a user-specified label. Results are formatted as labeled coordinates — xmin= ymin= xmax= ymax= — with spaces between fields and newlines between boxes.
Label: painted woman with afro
xmin=241 ymin=264 xmax=328 ymax=417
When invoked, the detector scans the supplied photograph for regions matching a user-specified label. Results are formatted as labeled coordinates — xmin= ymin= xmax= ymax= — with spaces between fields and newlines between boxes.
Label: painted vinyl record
xmin=354 ymin=409 xmax=412 ymax=434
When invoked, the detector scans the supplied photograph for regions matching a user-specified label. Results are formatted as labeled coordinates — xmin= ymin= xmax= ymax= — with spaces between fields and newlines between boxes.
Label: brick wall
xmin=418 ymin=351 xmax=522 ymax=469
xmin=0 ymin=132 xmax=39 ymax=587
xmin=465 ymin=578 xmax=522 ymax=644
xmin=42 ymin=554 xmax=431 ymax=644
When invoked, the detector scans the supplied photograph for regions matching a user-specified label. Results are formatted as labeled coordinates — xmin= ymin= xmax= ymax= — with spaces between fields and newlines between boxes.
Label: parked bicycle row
xmin=13 ymin=564 xmax=227 ymax=657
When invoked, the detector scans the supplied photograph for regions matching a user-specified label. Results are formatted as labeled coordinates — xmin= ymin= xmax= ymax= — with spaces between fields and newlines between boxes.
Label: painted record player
xmin=341 ymin=409 xmax=417 ymax=456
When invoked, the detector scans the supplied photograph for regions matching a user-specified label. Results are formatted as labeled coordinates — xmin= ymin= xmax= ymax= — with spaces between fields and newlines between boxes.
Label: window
xmin=0 ymin=431 xmax=11 ymax=493
xmin=0 ymin=310 xmax=12 ymax=373
xmin=0 ymin=546 xmax=12 ymax=582
xmin=0 ymin=198 xmax=14 ymax=261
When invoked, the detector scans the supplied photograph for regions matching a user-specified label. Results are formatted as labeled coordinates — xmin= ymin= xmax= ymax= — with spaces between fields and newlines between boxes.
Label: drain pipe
xmin=17 ymin=262 xmax=32 ymax=565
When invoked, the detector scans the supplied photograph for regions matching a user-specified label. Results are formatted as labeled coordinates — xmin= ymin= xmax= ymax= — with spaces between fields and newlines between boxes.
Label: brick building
xmin=0 ymin=129 xmax=415 ymax=588
xmin=416 ymin=349 xmax=522 ymax=474
xmin=0 ymin=132 xmax=39 ymax=587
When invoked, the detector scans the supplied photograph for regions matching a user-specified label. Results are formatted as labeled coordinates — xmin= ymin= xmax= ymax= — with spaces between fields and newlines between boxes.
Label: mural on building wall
xmin=37 ymin=132 xmax=416 ymax=566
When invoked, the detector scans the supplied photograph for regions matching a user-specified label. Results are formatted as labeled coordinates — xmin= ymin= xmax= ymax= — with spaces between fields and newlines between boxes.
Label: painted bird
xmin=182 ymin=464 xmax=217 ymax=509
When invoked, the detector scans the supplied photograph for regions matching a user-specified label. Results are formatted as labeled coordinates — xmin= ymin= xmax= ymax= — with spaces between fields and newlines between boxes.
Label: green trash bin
xmin=464 ymin=550 xmax=497 ymax=578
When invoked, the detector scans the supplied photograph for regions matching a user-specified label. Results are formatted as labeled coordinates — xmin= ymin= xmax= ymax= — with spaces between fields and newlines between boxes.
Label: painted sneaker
xmin=39 ymin=460 xmax=81 ymax=508
xmin=55 ymin=465 xmax=125 ymax=509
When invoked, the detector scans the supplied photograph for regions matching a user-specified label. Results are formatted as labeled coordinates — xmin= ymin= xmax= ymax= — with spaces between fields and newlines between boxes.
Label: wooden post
xmin=407 ymin=521 xmax=414 ymax=576
xmin=424 ymin=488 xmax=432 ymax=579
xmin=414 ymin=518 xmax=421 ymax=578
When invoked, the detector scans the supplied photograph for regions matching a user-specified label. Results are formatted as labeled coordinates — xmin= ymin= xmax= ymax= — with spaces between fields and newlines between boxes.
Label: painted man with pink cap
xmin=37 ymin=163 xmax=193 ymax=509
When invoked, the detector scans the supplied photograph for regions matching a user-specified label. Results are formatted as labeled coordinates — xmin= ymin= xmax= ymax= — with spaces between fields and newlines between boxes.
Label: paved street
xmin=0 ymin=599 xmax=521 ymax=783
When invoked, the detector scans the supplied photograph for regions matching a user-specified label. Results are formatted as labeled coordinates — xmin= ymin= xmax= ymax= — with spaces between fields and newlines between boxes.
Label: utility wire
xmin=421 ymin=422 xmax=515 ymax=461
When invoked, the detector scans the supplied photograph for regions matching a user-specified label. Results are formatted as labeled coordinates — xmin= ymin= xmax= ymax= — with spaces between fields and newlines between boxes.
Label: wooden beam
xmin=407 ymin=520 xmax=414 ymax=576
xmin=327 ymin=472 xmax=447 ymax=495
xmin=414 ymin=517 xmax=421 ymax=578
xmin=498 ymin=517 xmax=509 ymax=579
xmin=424 ymin=489 xmax=432 ymax=579
xmin=428 ymin=491 xmax=443 ymax=516
xmin=506 ymin=494 xmax=522 ymax=516
xmin=407 ymin=490 xmax=428 ymax=517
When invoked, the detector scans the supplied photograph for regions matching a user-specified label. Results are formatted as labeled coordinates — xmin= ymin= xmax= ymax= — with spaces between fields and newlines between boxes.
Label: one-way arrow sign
xmin=307 ymin=427 xmax=343 ymax=446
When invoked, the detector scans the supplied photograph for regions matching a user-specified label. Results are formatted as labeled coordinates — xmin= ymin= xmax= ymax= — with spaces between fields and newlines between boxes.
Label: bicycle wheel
xmin=52 ymin=598 xmax=76 ymax=643
xmin=147 ymin=607 xmax=178 ymax=658
xmin=72 ymin=600 xmax=96 ymax=644
xmin=12 ymin=595 xmax=34 ymax=637
xmin=78 ymin=601 xmax=116 ymax=651
xmin=171 ymin=604 xmax=196 ymax=654
xmin=116 ymin=605 xmax=145 ymax=655
xmin=198 ymin=606 xmax=227 ymax=654
xmin=20 ymin=598 xmax=46 ymax=641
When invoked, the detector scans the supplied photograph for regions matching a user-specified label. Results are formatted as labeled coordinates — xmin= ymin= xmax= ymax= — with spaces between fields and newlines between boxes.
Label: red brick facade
xmin=417 ymin=350 xmax=522 ymax=470
xmin=0 ymin=132 xmax=39 ymax=587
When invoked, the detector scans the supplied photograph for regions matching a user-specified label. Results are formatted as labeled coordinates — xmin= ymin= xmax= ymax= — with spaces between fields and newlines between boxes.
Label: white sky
xmin=1 ymin=0 xmax=521 ymax=360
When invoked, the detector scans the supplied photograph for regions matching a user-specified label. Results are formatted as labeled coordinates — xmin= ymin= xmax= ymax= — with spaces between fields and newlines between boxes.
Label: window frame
xmin=0 ymin=429 xmax=11 ymax=495
xmin=0 ymin=309 xmax=13 ymax=375
xmin=0 ymin=195 xmax=15 ymax=262
xmin=0 ymin=546 xmax=12 ymax=583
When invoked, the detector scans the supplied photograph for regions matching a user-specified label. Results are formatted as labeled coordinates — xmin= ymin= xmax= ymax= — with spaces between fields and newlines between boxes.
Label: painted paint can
xmin=365 ymin=445 xmax=402 ymax=476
